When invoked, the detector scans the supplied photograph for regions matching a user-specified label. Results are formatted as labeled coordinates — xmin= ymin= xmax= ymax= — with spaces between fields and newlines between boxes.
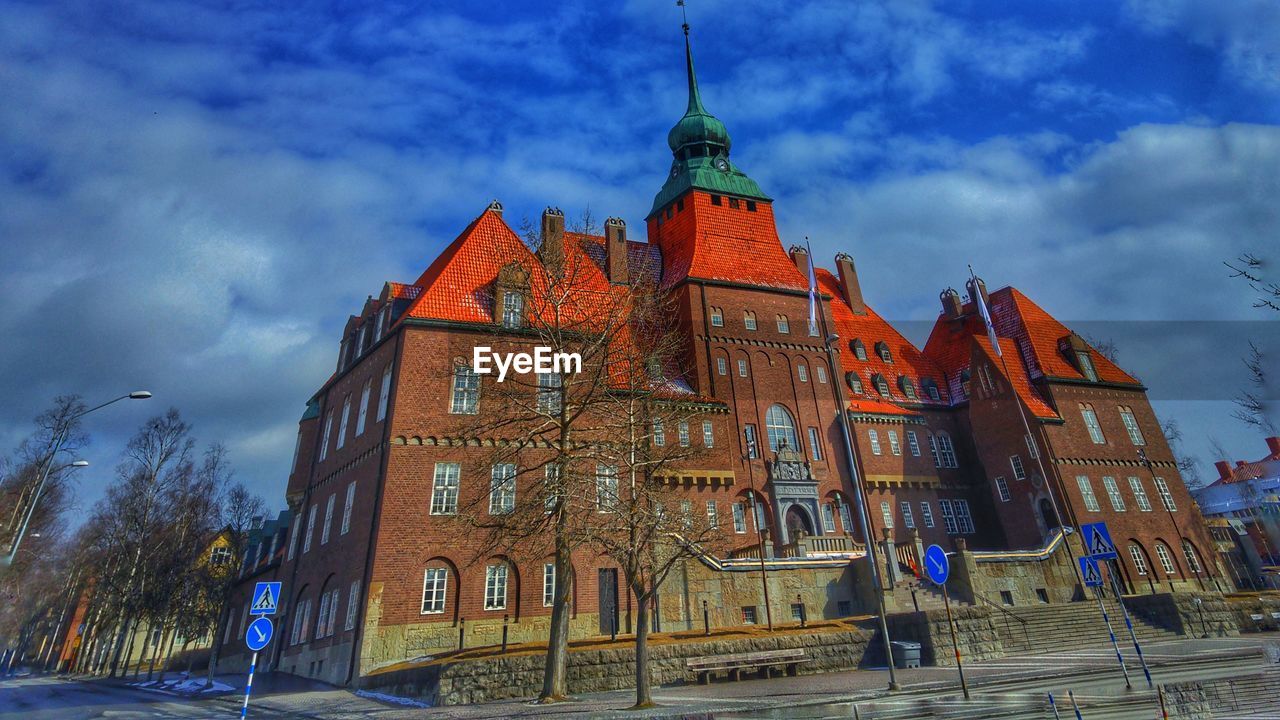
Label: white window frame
xmin=678 ymin=421 xmax=690 ymax=447
xmin=303 ymin=504 xmax=317 ymax=554
xmin=920 ymin=501 xmax=935 ymax=528
xmin=797 ymin=364 xmax=807 ymax=382
xmin=321 ymin=493 xmax=335 ymax=545
xmin=489 ymin=464 xmax=516 ymax=515
xmin=484 ymin=564 xmax=508 ymax=610
xmin=341 ymin=481 xmax=356 ymax=535
xmin=839 ymin=502 xmax=854 ymax=534
xmin=421 ymin=568 xmax=447 ymax=614
xmin=1183 ymin=540 xmax=1202 ymax=573
xmin=1129 ymin=476 xmax=1152 ymax=511
xmin=1102 ymin=476 xmax=1125 ymax=511
xmin=738 ymin=359 xmax=748 ymax=377
xmin=319 ymin=411 xmax=334 ymax=462
xmin=807 ymin=427 xmax=822 ymax=461
xmin=1010 ymin=455 xmax=1026 ymax=481
xmin=776 ymin=314 xmax=789 ymax=333
xmin=732 ymin=502 xmax=747 ymax=533
xmin=501 ymin=291 xmax=524 ymax=328
xmin=345 ymin=581 xmax=360 ymax=630
xmin=377 ymin=364 xmax=392 ymax=421
xmin=450 ymin=365 xmax=480 ymax=414
xmin=542 ymin=563 xmax=556 ymax=607
xmin=1081 ymin=405 xmax=1106 ymax=444
xmin=430 ymin=463 xmax=460 ymax=515
xmin=1128 ymin=544 xmax=1148 ymax=575
xmin=596 ymin=465 xmax=618 ymax=512
xmin=1154 ymin=543 xmax=1176 ymax=575
xmin=995 ymin=476 xmax=1011 ymax=502
xmin=653 ymin=419 xmax=666 ymax=446
xmin=538 ymin=373 xmax=562 ymax=414
xmin=869 ymin=429 xmax=882 ymax=455
xmin=906 ymin=431 xmax=921 ymax=457
xmin=706 ymin=500 xmax=718 ymax=528
xmin=937 ymin=433 xmax=958 ymax=468
xmin=888 ymin=430 xmax=901 ymax=456
xmin=816 ymin=365 xmax=827 ymax=383
xmin=928 ymin=434 xmax=941 ymax=468
xmin=743 ymin=311 xmax=757 ymax=330
xmin=900 ymin=501 xmax=916 ymax=529
xmin=1077 ymin=475 xmax=1100 ymax=512
xmin=954 ymin=499 xmax=975 ymax=533
xmin=939 ymin=499 xmax=958 ymax=534
xmin=821 ymin=504 xmax=836 ymax=533
xmin=1154 ymin=477 xmax=1176 ymax=511
xmin=717 ymin=357 xmax=726 ymax=375
xmin=355 ymin=380 xmax=371 ymax=436
xmin=880 ymin=501 xmax=894 ymax=528
xmin=710 ymin=307 xmax=723 ymax=327
xmin=336 ymin=395 xmax=351 ymax=449
xmin=1119 ymin=407 xmax=1146 ymax=446
xmin=703 ymin=420 xmax=714 ymax=447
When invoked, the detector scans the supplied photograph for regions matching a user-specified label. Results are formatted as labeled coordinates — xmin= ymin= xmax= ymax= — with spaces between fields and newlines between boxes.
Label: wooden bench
xmin=686 ymin=648 xmax=809 ymax=684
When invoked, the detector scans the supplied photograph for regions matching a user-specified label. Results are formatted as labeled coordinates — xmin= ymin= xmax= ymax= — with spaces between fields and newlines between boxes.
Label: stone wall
xmin=948 ymin=534 xmax=1084 ymax=606
xmin=1123 ymin=592 xmax=1239 ymax=638
xmin=884 ymin=606 xmax=1003 ymax=666
xmin=1224 ymin=594 xmax=1280 ymax=631
xmin=360 ymin=626 xmax=874 ymax=706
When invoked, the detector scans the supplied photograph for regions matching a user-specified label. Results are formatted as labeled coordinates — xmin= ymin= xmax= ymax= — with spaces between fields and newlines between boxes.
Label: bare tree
xmin=1226 ymin=253 xmax=1280 ymax=313
xmin=1233 ymin=342 xmax=1276 ymax=434
xmin=202 ymin=477 xmax=265 ymax=683
xmin=1083 ymin=334 xmax=1120 ymax=363
xmin=1161 ymin=419 xmax=1203 ymax=490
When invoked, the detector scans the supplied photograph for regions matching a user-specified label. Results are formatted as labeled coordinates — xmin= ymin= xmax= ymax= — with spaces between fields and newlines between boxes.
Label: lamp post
xmin=1138 ymin=449 xmax=1205 ymax=592
xmin=3 ymin=391 xmax=151 ymax=567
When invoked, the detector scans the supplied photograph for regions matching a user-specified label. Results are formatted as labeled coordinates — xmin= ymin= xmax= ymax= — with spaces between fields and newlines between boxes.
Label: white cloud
xmin=1125 ymin=0 xmax=1280 ymax=90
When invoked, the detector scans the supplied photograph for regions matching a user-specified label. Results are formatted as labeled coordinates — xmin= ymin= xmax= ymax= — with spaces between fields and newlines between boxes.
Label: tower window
xmin=746 ymin=201 xmax=757 ymax=212
xmin=677 ymin=198 xmax=685 ymax=212
xmin=710 ymin=194 xmax=723 ymax=206
xmin=728 ymin=197 xmax=740 ymax=209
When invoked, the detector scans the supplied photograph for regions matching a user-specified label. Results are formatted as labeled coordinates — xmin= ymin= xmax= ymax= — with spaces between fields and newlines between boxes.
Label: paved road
xmin=2 ymin=635 xmax=1278 ymax=719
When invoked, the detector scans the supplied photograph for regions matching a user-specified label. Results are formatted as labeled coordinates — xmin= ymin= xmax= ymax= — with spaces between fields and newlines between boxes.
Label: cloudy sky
xmin=2 ymin=0 xmax=1277 ymax=519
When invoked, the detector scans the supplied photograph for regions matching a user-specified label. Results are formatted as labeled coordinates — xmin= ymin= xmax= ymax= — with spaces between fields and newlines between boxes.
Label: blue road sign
xmin=249 ymin=581 xmax=281 ymax=616
xmin=1082 ymin=522 xmax=1118 ymax=560
xmin=245 ymin=617 xmax=273 ymax=652
xmin=1079 ymin=556 xmax=1104 ymax=587
xmin=924 ymin=544 xmax=950 ymax=585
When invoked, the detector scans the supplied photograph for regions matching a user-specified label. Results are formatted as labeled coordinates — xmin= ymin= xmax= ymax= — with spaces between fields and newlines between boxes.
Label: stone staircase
xmin=891 ymin=579 xmax=952 ymax=613
xmin=987 ymin=595 xmax=1181 ymax=656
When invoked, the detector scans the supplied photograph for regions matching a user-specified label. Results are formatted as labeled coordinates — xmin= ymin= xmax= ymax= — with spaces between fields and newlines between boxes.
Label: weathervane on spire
xmin=677 ymin=0 xmax=690 ymax=36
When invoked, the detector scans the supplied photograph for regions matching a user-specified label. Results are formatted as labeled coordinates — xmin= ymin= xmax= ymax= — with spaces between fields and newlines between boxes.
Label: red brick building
xmin=216 ymin=31 xmax=1221 ymax=684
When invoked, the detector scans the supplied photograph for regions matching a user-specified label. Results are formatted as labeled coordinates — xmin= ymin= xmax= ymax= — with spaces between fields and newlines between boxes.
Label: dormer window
xmin=875 ymin=341 xmax=892 ymax=363
xmin=846 ymin=372 xmax=863 ymax=394
xmin=923 ymin=378 xmax=941 ymax=402
xmin=872 ymin=373 xmax=890 ymax=397
xmin=899 ymin=376 xmax=917 ymax=400
xmin=357 ymin=326 xmax=367 ymax=355
xmin=374 ymin=306 xmax=387 ymax=343
xmin=1061 ymin=333 xmax=1099 ymax=381
xmin=495 ymin=261 xmax=530 ymax=330
xmin=501 ymin=291 xmax=524 ymax=328
xmin=1077 ymin=352 xmax=1098 ymax=382
xmin=743 ymin=311 xmax=757 ymax=331
xmin=776 ymin=314 xmax=789 ymax=334
xmin=960 ymin=369 xmax=971 ymax=398
xmin=710 ymin=306 xmax=724 ymax=327
xmin=852 ymin=339 xmax=867 ymax=361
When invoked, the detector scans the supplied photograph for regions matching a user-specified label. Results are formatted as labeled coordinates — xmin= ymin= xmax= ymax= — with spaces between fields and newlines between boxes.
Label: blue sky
xmin=1 ymin=0 xmax=1277 ymax=519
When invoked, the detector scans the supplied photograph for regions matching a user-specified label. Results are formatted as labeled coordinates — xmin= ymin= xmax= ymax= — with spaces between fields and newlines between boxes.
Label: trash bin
xmin=890 ymin=640 xmax=921 ymax=669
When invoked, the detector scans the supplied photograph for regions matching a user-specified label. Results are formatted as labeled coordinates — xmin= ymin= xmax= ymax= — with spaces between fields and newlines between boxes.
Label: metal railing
xmin=970 ymin=588 xmax=1032 ymax=652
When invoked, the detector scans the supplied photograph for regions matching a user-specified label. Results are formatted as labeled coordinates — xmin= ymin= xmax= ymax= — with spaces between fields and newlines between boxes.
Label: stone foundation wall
xmin=884 ymin=606 xmax=1003 ymax=666
xmin=1123 ymin=592 xmax=1239 ymax=638
xmin=1224 ymin=594 xmax=1280 ymax=631
xmin=361 ymin=626 xmax=874 ymax=706
xmin=949 ymin=534 xmax=1084 ymax=606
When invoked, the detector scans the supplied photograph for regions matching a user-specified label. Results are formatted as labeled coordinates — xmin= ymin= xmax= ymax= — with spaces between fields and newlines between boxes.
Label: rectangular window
xmin=287 ymin=521 xmax=299 ymax=561
xmin=777 ymin=315 xmax=789 ymax=333
xmin=1077 ymin=475 xmax=1100 ymax=512
xmin=319 ymin=412 xmax=334 ymax=461
xmin=807 ymin=427 xmax=822 ymax=461
xmin=888 ymin=430 xmax=901 ymax=456
xmin=484 ymin=565 xmax=508 ymax=610
xmin=1129 ymin=476 xmax=1152 ymax=512
xmin=303 ymin=504 xmax=317 ymax=553
xmin=543 ymin=464 xmax=561 ymax=513
xmin=900 ymin=501 xmax=916 ymax=529
xmin=1119 ymin=407 xmax=1146 ymax=446
xmin=703 ymin=420 xmax=714 ymax=447
xmin=732 ymin=502 xmax=747 ymax=533
xmin=920 ymin=501 xmax=935 ymax=528
xmin=797 ymin=365 xmax=807 ymax=382
xmin=538 ymin=373 xmax=562 ymax=414
xmin=678 ymin=421 xmax=690 ymax=447
xmin=1081 ymin=406 xmax=1106 ymax=444
xmin=742 ymin=606 xmax=757 ymax=625
xmin=489 ymin=464 xmax=516 ymax=515
xmin=1154 ymin=477 xmax=1176 ymax=511
xmin=356 ymin=380 xmax=371 ymax=436
xmin=706 ymin=500 xmax=718 ymax=528
xmin=1155 ymin=543 xmax=1176 ymax=574
xmin=1103 ymin=476 xmax=1125 ymax=511
xmin=501 ymin=291 xmax=524 ymax=328
xmin=430 ymin=463 xmax=460 ymax=515
xmin=542 ymin=563 xmax=556 ymax=607
xmin=839 ymin=502 xmax=854 ymax=533
xmin=340 ymin=481 xmax=356 ymax=535
xmin=744 ymin=425 xmax=759 ymax=459
xmin=869 ymin=429 xmax=882 ymax=455
xmin=710 ymin=307 xmax=723 ymax=327
xmin=336 ymin=395 xmax=351 ymax=449
xmin=939 ymin=500 xmax=958 ymax=534
xmin=816 ymin=503 xmax=834 ymax=533
xmin=320 ymin=491 xmax=335 ymax=543
xmin=880 ymin=501 xmax=894 ymax=528
xmin=737 ymin=359 xmax=748 ymax=376
xmin=345 ymin=581 xmax=360 ymax=630
xmin=928 ymin=435 xmax=941 ymax=468
xmin=653 ymin=419 xmax=666 ymax=446
xmin=421 ymin=568 xmax=447 ymax=614
xmin=450 ymin=366 xmax=480 ymax=414
xmin=816 ymin=365 xmax=827 ymax=383
xmin=1026 ymin=434 xmax=1039 ymax=459
xmin=377 ymin=364 xmax=392 ymax=421
xmin=1128 ymin=544 xmax=1148 ymax=575
xmin=937 ymin=434 xmax=958 ymax=468
xmin=955 ymin=500 xmax=974 ymax=534
xmin=316 ymin=592 xmax=330 ymax=639
xmin=906 ymin=431 xmax=921 ymax=457
xmin=995 ymin=476 xmax=1011 ymax=502
xmin=374 ymin=307 xmax=385 ymax=343
xmin=596 ymin=465 xmax=618 ymax=512
xmin=1010 ymin=455 xmax=1026 ymax=481
xmin=743 ymin=312 xmax=756 ymax=330
xmin=717 ymin=357 xmax=726 ymax=375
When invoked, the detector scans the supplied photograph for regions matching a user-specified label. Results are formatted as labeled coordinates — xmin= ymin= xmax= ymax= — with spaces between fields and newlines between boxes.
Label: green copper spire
xmin=649 ymin=21 xmax=769 ymax=219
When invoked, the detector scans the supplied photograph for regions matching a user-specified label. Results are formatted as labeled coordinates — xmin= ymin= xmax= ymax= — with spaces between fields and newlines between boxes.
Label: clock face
xmin=670 ymin=163 xmax=680 ymax=178
xmin=715 ymin=157 xmax=730 ymax=172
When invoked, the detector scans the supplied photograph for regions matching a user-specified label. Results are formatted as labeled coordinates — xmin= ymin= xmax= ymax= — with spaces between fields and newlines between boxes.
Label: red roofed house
xmin=213 ymin=29 xmax=1223 ymax=686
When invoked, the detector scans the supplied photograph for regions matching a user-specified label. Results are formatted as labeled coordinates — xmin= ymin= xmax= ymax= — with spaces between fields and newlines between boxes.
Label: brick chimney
xmin=487 ymin=199 xmax=504 ymax=217
xmin=940 ymin=288 xmax=962 ymax=319
xmin=604 ymin=217 xmax=628 ymax=284
xmin=1267 ymin=436 xmax=1280 ymax=458
xmin=965 ymin=276 xmax=989 ymax=308
xmin=788 ymin=244 xmax=811 ymax=282
xmin=538 ymin=207 xmax=565 ymax=274
xmin=1215 ymin=460 xmax=1232 ymax=481
xmin=834 ymin=253 xmax=866 ymax=315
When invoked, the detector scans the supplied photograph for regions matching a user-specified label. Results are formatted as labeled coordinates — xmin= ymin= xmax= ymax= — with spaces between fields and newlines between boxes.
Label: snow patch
xmin=355 ymin=689 xmax=432 ymax=708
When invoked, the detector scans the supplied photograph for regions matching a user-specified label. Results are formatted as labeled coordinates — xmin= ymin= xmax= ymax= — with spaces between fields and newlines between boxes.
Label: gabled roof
xmin=816 ymin=268 xmax=950 ymax=415
xmin=974 ymin=336 xmax=1059 ymax=420
xmin=657 ymin=194 xmax=809 ymax=291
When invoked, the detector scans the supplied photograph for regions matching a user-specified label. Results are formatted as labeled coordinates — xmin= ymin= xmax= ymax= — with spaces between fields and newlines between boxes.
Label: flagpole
xmin=966 ymin=266 xmax=1084 ymax=592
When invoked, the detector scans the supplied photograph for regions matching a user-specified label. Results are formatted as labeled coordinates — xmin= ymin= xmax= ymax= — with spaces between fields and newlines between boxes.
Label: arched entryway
xmin=785 ymin=505 xmax=814 ymax=539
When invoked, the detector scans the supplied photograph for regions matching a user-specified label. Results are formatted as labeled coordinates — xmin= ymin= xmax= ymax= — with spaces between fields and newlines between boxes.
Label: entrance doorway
xmin=785 ymin=505 xmax=813 ymax=540
xmin=597 ymin=568 xmax=618 ymax=636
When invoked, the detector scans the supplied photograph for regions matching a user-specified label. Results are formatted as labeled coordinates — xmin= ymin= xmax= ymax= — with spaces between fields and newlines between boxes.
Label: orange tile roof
xmin=815 ymin=268 xmax=950 ymax=412
xmin=974 ymin=336 xmax=1059 ymax=420
xmin=1000 ymin=288 xmax=1137 ymax=385
xmin=654 ymin=194 xmax=808 ymax=290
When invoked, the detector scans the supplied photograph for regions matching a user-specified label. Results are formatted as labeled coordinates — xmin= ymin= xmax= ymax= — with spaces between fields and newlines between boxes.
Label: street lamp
xmin=3 ymin=391 xmax=151 ymax=567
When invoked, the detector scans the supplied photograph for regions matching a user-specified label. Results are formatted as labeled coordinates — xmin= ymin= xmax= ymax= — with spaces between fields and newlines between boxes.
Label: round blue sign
xmin=245 ymin=616 xmax=274 ymax=652
xmin=923 ymin=544 xmax=950 ymax=586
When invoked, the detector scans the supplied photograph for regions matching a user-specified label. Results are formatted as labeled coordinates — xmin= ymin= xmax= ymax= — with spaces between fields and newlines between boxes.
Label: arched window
xmin=1154 ymin=542 xmax=1176 ymax=575
xmin=872 ymin=373 xmax=891 ymax=397
xmin=846 ymin=372 xmax=863 ymax=394
xmin=851 ymin=339 xmax=867 ymax=361
xmin=1182 ymin=539 xmax=1202 ymax=574
xmin=709 ymin=306 xmax=723 ymax=327
xmin=743 ymin=310 xmax=757 ymax=331
xmin=764 ymin=404 xmax=798 ymax=452
xmin=776 ymin=314 xmax=790 ymax=333
xmin=1128 ymin=543 xmax=1148 ymax=575
xmin=1079 ymin=403 xmax=1106 ymax=444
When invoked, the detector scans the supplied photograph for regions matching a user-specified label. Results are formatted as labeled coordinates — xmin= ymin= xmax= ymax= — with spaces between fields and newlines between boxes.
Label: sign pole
xmin=1109 ymin=563 xmax=1152 ymax=688
xmin=941 ymin=582 xmax=969 ymax=700
xmin=1093 ymin=585 xmax=1131 ymax=688
xmin=241 ymin=650 xmax=258 ymax=719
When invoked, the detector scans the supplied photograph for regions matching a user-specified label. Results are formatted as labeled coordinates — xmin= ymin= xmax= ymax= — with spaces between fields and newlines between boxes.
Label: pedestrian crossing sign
xmin=1081 ymin=521 xmax=1118 ymax=560
xmin=1079 ymin=556 xmax=1104 ymax=587
xmin=250 ymin=581 xmax=281 ymax=616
